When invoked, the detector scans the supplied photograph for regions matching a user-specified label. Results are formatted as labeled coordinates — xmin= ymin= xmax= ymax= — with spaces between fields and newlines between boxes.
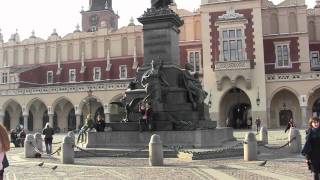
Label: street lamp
xmin=87 ymin=89 xmax=93 ymax=118
xmin=256 ymin=87 xmax=260 ymax=106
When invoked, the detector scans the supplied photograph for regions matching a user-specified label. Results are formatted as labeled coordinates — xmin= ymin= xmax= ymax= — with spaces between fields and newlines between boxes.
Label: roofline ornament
xmin=218 ymin=8 xmax=245 ymax=21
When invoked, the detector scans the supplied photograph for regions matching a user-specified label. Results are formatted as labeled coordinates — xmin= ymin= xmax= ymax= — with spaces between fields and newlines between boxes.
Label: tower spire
xmin=317 ymin=0 xmax=320 ymax=8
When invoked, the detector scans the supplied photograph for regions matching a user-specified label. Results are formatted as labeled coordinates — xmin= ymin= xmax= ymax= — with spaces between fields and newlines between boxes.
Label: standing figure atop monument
xmin=151 ymin=0 xmax=174 ymax=9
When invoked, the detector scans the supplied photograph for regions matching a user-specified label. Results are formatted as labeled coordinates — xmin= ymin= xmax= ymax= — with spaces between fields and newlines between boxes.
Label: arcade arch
xmin=269 ymin=89 xmax=300 ymax=128
xmin=3 ymin=99 xmax=23 ymax=131
xmin=219 ymin=87 xmax=252 ymax=129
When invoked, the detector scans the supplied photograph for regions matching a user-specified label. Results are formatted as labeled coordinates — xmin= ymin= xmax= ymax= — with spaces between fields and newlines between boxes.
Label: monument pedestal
xmin=84 ymin=128 xmax=234 ymax=148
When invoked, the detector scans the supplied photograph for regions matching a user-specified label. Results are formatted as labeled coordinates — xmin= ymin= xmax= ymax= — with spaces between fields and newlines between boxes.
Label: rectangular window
xmin=93 ymin=67 xmax=101 ymax=81
xmin=311 ymin=51 xmax=320 ymax=66
xmin=188 ymin=50 xmax=201 ymax=73
xmin=2 ymin=72 xmax=8 ymax=84
xmin=47 ymin=71 xmax=53 ymax=84
xmin=275 ymin=44 xmax=291 ymax=68
xmin=119 ymin=65 xmax=127 ymax=79
xmin=69 ymin=69 xmax=76 ymax=82
xmin=220 ymin=28 xmax=245 ymax=61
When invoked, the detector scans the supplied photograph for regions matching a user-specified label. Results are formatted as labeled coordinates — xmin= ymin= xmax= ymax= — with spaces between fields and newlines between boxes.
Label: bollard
xmin=34 ymin=133 xmax=43 ymax=152
xmin=288 ymin=128 xmax=301 ymax=153
xmin=67 ymin=131 xmax=75 ymax=145
xmin=243 ymin=132 xmax=257 ymax=161
xmin=259 ymin=127 xmax=268 ymax=145
xmin=61 ymin=135 xmax=74 ymax=164
xmin=149 ymin=134 xmax=163 ymax=166
xmin=25 ymin=134 xmax=37 ymax=158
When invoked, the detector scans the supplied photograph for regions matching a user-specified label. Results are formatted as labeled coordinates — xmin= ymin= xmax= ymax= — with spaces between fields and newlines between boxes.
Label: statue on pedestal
xmin=183 ymin=63 xmax=208 ymax=109
xmin=151 ymin=0 xmax=174 ymax=9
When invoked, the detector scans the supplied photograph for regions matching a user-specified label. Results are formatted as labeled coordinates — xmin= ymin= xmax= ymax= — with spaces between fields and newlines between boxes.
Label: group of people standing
xmin=10 ymin=125 xmax=26 ymax=147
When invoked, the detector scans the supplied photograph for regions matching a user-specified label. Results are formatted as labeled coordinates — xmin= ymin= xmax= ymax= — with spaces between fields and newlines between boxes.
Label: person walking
xmin=0 ymin=124 xmax=10 ymax=179
xmin=285 ymin=118 xmax=296 ymax=133
xmin=42 ymin=123 xmax=55 ymax=154
xmin=18 ymin=129 xmax=26 ymax=147
xmin=10 ymin=129 xmax=18 ymax=147
xmin=302 ymin=117 xmax=320 ymax=180
xmin=255 ymin=117 xmax=261 ymax=133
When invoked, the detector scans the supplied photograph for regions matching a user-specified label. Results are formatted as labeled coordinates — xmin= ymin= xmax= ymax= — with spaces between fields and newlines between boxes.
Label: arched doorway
xmin=279 ymin=109 xmax=293 ymax=126
xmin=270 ymin=89 xmax=300 ymax=128
xmin=312 ymin=98 xmax=320 ymax=118
xmin=220 ymin=87 xmax=251 ymax=129
xmin=68 ymin=108 xmax=76 ymax=131
xmin=228 ymin=103 xmax=251 ymax=129
xmin=4 ymin=110 xmax=10 ymax=131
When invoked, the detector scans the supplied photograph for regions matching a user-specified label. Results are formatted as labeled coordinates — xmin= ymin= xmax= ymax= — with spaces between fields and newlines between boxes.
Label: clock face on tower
xmin=91 ymin=15 xmax=99 ymax=26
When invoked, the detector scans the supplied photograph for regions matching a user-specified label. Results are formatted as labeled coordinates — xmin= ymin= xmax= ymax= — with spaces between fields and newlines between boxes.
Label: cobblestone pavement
xmin=4 ymin=129 xmax=314 ymax=180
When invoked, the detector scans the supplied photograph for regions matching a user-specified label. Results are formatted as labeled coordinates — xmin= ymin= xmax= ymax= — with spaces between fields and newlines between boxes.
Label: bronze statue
xmin=183 ymin=63 xmax=208 ymax=109
xmin=151 ymin=0 xmax=174 ymax=9
xmin=141 ymin=60 xmax=169 ymax=104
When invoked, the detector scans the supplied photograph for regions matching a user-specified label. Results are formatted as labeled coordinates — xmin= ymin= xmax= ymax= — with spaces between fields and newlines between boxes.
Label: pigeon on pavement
xmin=37 ymin=162 xmax=44 ymax=167
xmin=258 ymin=160 xmax=267 ymax=166
xmin=52 ymin=165 xmax=58 ymax=170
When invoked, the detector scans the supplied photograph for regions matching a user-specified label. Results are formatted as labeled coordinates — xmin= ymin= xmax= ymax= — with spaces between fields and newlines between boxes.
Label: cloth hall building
xmin=0 ymin=0 xmax=319 ymax=132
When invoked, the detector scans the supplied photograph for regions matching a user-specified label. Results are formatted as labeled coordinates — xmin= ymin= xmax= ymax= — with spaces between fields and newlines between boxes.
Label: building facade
xmin=0 ymin=0 xmax=319 ymax=132
xmin=0 ymin=1 xmax=202 ymax=132
xmin=202 ymin=0 xmax=320 ymax=129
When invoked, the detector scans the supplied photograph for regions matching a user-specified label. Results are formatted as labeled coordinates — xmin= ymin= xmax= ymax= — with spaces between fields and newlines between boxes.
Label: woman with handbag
xmin=0 ymin=124 xmax=10 ymax=179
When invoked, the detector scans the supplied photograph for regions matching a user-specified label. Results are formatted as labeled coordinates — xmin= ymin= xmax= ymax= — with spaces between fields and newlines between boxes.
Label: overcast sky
xmin=0 ymin=0 xmax=315 ymax=41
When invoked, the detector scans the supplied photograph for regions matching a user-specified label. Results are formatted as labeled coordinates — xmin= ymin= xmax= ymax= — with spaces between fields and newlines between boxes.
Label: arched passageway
xmin=220 ymin=88 xmax=251 ymax=129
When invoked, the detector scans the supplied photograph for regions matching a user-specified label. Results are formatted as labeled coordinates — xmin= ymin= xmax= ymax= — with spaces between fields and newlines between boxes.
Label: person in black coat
xmin=94 ymin=115 xmax=106 ymax=132
xmin=302 ymin=117 xmax=320 ymax=180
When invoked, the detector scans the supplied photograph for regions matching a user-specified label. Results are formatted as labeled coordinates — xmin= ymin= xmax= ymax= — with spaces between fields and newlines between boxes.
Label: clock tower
xmin=82 ymin=0 xmax=119 ymax=32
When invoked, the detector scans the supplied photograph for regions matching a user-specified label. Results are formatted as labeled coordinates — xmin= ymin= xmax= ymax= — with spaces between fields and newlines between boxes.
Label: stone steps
xmin=74 ymin=148 xmax=178 ymax=158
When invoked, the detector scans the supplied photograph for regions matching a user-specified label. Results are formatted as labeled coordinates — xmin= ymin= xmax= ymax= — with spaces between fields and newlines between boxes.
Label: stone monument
xmin=84 ymin=1 xmax=234 ymax=148
xmin=108 ymin=0 xmax=215 ymax=131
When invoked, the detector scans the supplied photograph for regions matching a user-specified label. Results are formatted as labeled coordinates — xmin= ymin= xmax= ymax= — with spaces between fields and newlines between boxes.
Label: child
xmin=0 ymin=124 xmax=10 ymax=179
xmin=302 ymin=117 xmax=320 ymax=180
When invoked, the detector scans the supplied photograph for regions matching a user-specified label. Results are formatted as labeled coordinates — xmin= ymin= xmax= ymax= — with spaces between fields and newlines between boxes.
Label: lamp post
xmin=87 ymin=89 xmax=93 ymax=118
xmin=256 ymin=87 xmax=260 ymax=106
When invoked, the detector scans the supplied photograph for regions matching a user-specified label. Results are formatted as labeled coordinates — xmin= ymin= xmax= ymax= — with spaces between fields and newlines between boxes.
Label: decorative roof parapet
xmin=217 ymin=8 xmax=245 ymax=21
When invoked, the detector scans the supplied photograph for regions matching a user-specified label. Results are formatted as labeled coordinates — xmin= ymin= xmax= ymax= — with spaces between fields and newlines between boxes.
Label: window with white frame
xmin=119 ymin=65 xmax=127 ymax=79
xmin=93 ymin=67 xmax=101 ymax=81
xmin=221 ymin=28 xmax=245 ymax=61
xmin=188 ymin=50 xmax=201 ymax=73
xmin=274 ymin=42 xmax=291 ymax=68
xmin=310 ymin=51 xmax=320 ymax=66
xmin=2 ymin=72 xmax=8 ymax=84
xmin=47 ymin=71 xmax=53 ymax=84
xmin=69 ymin=69 xmax=76 ymax=82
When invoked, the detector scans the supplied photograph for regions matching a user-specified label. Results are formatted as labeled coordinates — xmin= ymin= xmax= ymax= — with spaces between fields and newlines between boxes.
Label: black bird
xmin=52 ymin=165 xmax=58 ymax=170
xmin=37 ymin=162 xmax=44 ymax=167
xmin=258 ymin=160 xmax=267 ymax=166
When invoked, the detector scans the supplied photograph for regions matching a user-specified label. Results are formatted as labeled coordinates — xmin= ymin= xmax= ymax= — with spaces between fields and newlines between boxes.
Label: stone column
xmin=23 ymin=115 xmax=28 ymax=131
xmin=104 ymin=104 xmax=110 ymax=123
xmin=300 ymin=106 xmax=307 ymax=128
xmin=48 ymin=114 xmax=54 ymax=127
xmin=76 ymin=114 xmax=81 ymax=130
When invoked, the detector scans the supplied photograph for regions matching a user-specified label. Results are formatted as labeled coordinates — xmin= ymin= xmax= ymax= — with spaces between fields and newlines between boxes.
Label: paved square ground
xmin=4 ymin=129 xmax=314 ymax=180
